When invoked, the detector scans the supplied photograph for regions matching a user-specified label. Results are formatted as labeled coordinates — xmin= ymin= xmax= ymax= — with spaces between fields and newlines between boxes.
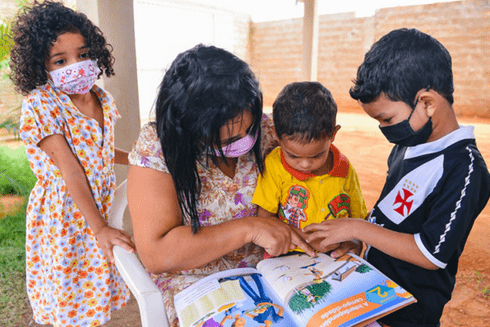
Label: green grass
xmin=0 ymin=198 xmax=29 ymax=327
xmin=0 ymin=144 xmax=33 ymax=326
xmin=0 ymin=145 xmax=36 ymax=195
xmin=474 ymin=270 xmax=490 ymax=296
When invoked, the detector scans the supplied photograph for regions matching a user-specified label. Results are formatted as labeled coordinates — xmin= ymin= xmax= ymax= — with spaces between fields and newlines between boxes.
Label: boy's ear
xmin=331 ymin=124 xmax=341 ymax=142
xmin=420 ymin=90 xmax=437 ymax=117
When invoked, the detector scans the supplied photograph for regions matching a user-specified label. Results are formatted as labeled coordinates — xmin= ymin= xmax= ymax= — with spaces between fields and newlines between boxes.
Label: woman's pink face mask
xmin=216 ymin=130 xmax=258 ymax=158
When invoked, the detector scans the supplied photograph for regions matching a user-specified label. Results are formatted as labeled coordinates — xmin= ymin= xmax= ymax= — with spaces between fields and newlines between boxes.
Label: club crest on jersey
xmin=377 ymin=155 xmax=444 ymax=225
xmin=393 ymin=179 xmax=418 ymax=217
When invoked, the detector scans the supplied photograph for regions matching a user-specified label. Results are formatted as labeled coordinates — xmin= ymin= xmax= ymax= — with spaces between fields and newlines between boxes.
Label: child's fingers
xmin=103 ymin=247 xmax=115 ymax=264
xmin=108 ymin=226 xmax=132 ymax=239
xmin=302 ymin=222 xmax=327 ymax=233
xmin=330 ymin=241 xmax=362 ymax=258
xmin=107 ymin=227 xmax=136 ymax=250
xmin=118 ymin=232 xmax=136 ymax=250
xmin=291 ymin=231 xmax=316 ymax=257
xmin=119 ymin=229 xmax=132 ymax=239
xmin=305 ymin=230 xmax=330 ymax=244
xmin=113 ymin=235 xmax=136 ymax=253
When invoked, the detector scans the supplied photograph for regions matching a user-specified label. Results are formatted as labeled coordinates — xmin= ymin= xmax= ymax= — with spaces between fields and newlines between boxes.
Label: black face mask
xmin=379 ymin=96 xmax=432 ymax=146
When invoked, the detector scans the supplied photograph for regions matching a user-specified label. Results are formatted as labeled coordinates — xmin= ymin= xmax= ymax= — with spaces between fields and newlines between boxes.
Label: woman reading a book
xmin=127 ymin=44 xmax=356 ymax=326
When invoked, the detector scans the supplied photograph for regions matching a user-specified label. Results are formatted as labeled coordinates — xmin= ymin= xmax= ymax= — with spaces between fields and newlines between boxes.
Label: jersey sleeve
xmin=344 ymin=162 xmax=368 ymax=219
xmin=252 ymin=149 xmax=282 ymax=214
xmin=414 ymin=146 xmax=490 ymax=268
xmin=19 ymin=89 xmax=63 ymax=146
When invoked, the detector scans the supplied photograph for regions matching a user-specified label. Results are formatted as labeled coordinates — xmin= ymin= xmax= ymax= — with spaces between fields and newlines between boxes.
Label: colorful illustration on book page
xmin=257 ymin=253 xmax=412 ymax=326
xmin=305 ymin=279 xmax=408 ymax=327
xmin=179 ymin=273 xmax=297 ymax=327
xmin=177 ymin=278 xmax=246 ymax=327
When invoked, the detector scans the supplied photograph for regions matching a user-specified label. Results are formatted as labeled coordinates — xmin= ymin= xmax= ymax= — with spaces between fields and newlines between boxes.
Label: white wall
xmin=133 ymin=0 xmax=251 ymax=124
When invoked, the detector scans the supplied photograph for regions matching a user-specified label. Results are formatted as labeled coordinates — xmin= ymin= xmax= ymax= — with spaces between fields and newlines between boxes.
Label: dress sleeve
xmin=260 ymin=113 xmax=279 ymax=156
xmin=344 ymin=162 xmax=368 ymax=219
xmin=128 ymin=123 xmax=169 ymax=173
xmin=94 ymin=86 xmax=120 ymax=119
xmin=19 ymin=89 xmax=63 ymax=146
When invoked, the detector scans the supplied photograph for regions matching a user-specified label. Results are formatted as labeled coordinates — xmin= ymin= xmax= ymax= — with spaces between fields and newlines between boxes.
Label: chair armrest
xmin=113 ymin=245 xmax=170 ymax=327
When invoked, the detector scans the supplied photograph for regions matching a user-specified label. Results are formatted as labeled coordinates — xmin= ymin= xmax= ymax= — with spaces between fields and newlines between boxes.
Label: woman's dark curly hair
xmin=9 ymin=0 xmax=115 ymax=95
xmin=154 ymin=44 xmax=264 ymax=233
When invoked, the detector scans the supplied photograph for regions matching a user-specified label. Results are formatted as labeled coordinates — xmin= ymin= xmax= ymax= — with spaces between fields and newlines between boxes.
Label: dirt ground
xmin=16 ymin=111 xmax=490 ymax=326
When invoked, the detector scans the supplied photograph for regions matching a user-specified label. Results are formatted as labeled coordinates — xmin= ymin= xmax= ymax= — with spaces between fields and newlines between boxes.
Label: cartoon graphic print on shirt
xmin=279 ymin=185 xmax=309 ymax=228
xmin=327 ymin=193 xmax=351 ymax=219
xmin=377 ymin=155 xmax=444 ymax=224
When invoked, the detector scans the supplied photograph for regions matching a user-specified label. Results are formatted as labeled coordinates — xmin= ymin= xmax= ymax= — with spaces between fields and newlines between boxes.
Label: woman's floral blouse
xmin=128 ymin=114 xmax=277 ymax=326
xmin=20 ymin=83 xmax=129 ymax=327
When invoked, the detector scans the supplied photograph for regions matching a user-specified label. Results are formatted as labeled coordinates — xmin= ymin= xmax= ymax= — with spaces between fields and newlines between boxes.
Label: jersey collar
xmin=405 ymin=125 xmax=475 ymax=159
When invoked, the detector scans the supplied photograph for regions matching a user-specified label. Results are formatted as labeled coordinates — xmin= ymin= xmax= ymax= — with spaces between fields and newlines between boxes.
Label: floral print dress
xmin=20 ymin=83 xmax=129 ymax=327
xmin=128 ymin=114 xmax=277 ymax=327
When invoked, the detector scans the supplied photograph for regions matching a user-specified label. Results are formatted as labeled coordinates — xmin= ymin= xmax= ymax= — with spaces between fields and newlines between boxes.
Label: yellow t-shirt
xmin=252 ymin=145 xmax=367 ymax=230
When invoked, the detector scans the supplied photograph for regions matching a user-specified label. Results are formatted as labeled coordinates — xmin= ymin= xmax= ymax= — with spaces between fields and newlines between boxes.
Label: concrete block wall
xmin=374 ymin=0 xmax=490 ymax=118
xmin=317 ymin=13 xmax=374 ymax=111
xmin=250 ymin=18 xmax=304 ymax=107
xmin=251 ymin=0 xmax=490 ymax=118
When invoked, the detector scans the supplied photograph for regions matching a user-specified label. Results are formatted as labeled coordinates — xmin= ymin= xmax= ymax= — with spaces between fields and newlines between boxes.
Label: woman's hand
xmin=94 ymin=225 xmax=136 ymax=263
xmin=249 ymin=217 xmax=316 ymax=257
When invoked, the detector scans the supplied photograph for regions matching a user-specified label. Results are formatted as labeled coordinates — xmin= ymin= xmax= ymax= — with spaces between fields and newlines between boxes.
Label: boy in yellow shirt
xmin=252 ymin=82 xmax=367 ymax=256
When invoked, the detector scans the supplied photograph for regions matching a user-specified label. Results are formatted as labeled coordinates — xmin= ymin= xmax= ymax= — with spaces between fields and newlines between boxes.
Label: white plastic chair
xmin=109 ymin=179 xmax=170 ymax=327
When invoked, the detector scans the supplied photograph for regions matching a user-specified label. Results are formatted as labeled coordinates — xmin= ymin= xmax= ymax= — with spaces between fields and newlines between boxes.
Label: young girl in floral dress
xmin=10 ymin=1 xmax=134 ymax=326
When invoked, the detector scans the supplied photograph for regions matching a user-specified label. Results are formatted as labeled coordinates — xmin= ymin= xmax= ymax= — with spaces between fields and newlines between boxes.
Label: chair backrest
xmin=109 ymin=179 xmax=170 ymax=327
xmin=109 ymin=179 xmax=128 ymax=230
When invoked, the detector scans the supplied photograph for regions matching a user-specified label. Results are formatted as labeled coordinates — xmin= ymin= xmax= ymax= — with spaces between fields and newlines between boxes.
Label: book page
xmin=257 ymin=253 xmax=415 ymax=327
xmin=174 ymin=268 xmax=300 ymax=327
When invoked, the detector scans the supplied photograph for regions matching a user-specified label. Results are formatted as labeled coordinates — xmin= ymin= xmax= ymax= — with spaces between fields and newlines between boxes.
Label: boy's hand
xmin=303 ymin=218 xmax=360 ymax=256
xmin=294 ymin=227 xmax=340 ymax=254
xmin=94 ymin=225 xmax=136 ymax=263
xmin=329 ymin=240 xmax=363 ymax=258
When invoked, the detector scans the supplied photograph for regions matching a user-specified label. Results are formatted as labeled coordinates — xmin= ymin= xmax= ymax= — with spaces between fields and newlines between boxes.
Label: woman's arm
xmin=303 ymin=218 xmax=438 ymax=269
xmin=39 ymin=134 xmax=135 ymax=262
xmin=114 ymin=147 xmax=129 ymax=165
xmin=127 ymin=165 xmax=315 ymax=274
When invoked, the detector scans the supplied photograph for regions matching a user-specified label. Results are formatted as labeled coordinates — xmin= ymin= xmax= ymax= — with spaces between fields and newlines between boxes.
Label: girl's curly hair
xmin=9 ymin=0 xmax=115 ymax=95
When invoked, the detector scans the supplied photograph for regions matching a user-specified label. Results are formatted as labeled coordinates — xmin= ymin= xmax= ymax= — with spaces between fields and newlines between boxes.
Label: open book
xmin=174 ymin=252 xmax=416 ymax=327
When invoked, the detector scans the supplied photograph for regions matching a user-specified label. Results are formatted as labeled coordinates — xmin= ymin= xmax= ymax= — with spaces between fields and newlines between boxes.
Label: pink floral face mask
xmin=49 ymin=60 xmax=100 ymax=94
xmin=215 ymin=130 xmax=258 ymax=158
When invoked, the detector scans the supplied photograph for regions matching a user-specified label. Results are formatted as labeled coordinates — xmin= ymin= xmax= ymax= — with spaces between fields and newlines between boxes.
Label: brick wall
xmin=2 ymin=1 xmax=489 ymax=119
xmin=251 ymin=0 xmax=490 ymax=118
xmin=250 ymin=18 xmax=304 ymax=106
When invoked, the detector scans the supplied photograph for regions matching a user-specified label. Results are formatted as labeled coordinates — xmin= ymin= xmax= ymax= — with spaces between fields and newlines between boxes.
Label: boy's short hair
xmin=350 ymin=28 xmax=454 ymax=107
xmin=273 ymin=81 xmax=337 ymax=143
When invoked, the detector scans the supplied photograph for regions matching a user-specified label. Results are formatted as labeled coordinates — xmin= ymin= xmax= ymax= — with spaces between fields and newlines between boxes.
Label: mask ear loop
xmin=408 ymin=85 xmax=431 ymax=121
